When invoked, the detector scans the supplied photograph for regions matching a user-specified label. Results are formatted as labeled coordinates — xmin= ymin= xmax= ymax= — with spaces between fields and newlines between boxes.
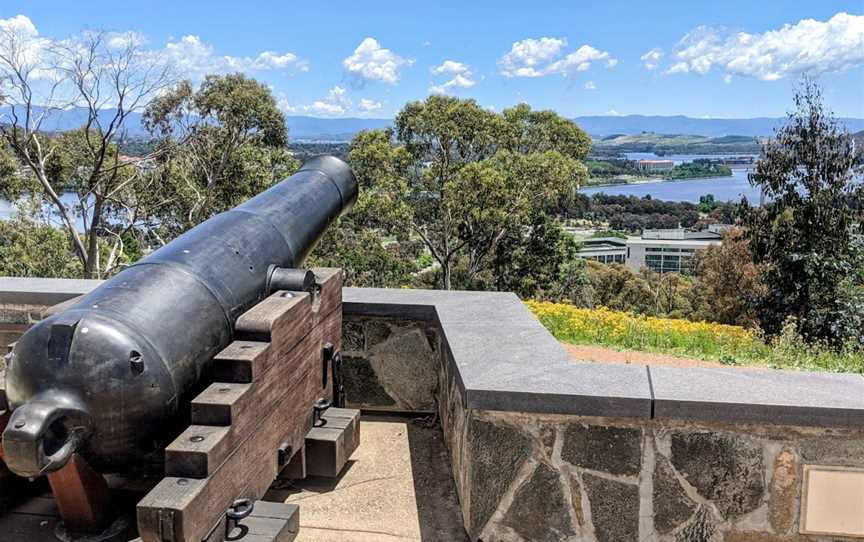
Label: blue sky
xmin=2 ymin=1 xmax=863 ymax=119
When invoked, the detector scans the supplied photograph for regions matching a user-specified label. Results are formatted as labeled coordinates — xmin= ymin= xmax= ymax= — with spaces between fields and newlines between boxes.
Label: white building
xmin=578 ymin=228 xmax=724 ymax=275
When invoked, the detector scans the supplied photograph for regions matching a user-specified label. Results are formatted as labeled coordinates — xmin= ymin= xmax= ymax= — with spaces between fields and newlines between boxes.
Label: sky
xmin=1 ymin=0 xmax=863 ymax=119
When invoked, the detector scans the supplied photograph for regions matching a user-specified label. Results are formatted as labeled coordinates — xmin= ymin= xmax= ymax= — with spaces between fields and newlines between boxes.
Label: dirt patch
xmin=563 ymin=343 xmax=759 ymax=369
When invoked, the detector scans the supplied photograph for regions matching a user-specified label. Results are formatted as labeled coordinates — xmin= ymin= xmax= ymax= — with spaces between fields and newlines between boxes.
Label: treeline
xmin=564 ymin=193 xmax=737 ymax=232
xmin=585 ymin=158 xmax=732 ymax=183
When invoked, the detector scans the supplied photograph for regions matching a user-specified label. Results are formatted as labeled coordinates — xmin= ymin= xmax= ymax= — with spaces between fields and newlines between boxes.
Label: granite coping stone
xmin=3 ymin=279 xmax=864 ymax=427
xmin=0 ymin=277 xmax=102 ymax=306
xmin=650 ymin=366 xmax=864 ymax=428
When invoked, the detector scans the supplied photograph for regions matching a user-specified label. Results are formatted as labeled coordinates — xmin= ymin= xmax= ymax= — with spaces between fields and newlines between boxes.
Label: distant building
xmin=577 ymin=227 xmax=725 ymax=275
xmin=577 ymin=237 xmax=627 ymax=264
xmin=635 ymin=159 xmax=674 ymax=172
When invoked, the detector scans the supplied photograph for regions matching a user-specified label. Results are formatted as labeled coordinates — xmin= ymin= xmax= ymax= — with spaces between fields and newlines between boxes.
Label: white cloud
xmin=429 ymin=60 xmax=476 ymax=94
xmin=163 ymin=35 xmax=308 ymax=77
xmin=343 ymin=37 xmax=412 ymax=85
xmin=584 ymin=81 xmax=596 ymax=90
xmin=605 ymin=109 xmax=622 ymax=116
xmin=431 ymin=60 xmax=469 ymax=75
xmin=359 ymin=98 xmax=383 ymax=112
xmin=499 ymin=37 xmax=616 ymax=77
xmin=281 ymin=86 xmax=383 ymax=117
xmin=666 ymin=12 xmax=864 ymax=80
xmin=499 ymin=37 xmax=567 ymax=77
xmin=641 ymin=48 xmax=663 ymax=70
xmin=429 ymin=73 xmax=476 ymax=95
xmin=0 ymin=14 xmax=37 ymax=37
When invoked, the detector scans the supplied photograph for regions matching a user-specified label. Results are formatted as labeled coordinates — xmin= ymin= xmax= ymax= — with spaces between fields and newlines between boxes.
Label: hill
xmin=2 ymin=106 xmax=862 ymax=142
xmin=572 ymin=115 xmax=864 ymax=138
xmin=592 ymin=133 xmax=761 ymax=155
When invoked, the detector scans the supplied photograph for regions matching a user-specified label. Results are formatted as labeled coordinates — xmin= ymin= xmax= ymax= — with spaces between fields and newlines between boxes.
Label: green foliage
xmin=0 ymin=216 xmax=82 ymax=278
xmin=326 ymin=95 xmax=590 ymax=293
xmin=742 ymin=79 xmax=864 ymax=348
xmin=144 ymin=74 xmax=299 ymax=235
xmin=691 ymin=227 xmax=764 ymax=326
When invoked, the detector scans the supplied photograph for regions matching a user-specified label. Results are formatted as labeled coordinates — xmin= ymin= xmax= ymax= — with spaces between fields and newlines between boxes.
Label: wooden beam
xmin=137 ymin=373 xmax=314 ymax=542
xmin=167 ymin=310 xmax=340 ymax=479
xmin=139 ymin=270 xmax=343 ymax=541
xmin=46 ymin=454 xmax=111 ymax=534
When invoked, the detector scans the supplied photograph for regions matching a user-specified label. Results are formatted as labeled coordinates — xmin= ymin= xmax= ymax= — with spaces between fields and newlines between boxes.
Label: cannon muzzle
xmin=2 ymin=392 xmax=92 ymax=478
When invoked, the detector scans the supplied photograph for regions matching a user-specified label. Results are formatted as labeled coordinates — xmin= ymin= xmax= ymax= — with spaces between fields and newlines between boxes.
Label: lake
xmin=582 ymin=153 xmax=764 ymax=203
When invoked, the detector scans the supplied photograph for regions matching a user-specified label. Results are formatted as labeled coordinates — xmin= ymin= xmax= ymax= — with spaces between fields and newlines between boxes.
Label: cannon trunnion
xmin=2 ymin=155 xmax=357 ymax=480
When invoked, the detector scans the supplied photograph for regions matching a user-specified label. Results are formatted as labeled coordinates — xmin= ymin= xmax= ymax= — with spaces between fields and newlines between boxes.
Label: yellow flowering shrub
xmin=525 ymin=300 xmax=765 ymax=361
xmin=525 ymin=300 xmax=864 ymax=372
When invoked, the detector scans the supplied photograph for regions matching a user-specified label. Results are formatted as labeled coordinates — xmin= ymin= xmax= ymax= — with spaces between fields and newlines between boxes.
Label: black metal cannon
xmin=2 ymin=155 xmax=357 ymax=478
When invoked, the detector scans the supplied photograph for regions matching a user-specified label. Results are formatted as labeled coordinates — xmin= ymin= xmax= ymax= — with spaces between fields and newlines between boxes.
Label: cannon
xmin=2 ymin=155 xmax=357 ymax=479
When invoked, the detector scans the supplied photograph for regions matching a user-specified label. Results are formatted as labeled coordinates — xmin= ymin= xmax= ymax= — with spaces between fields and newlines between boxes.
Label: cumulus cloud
xmin=430 ymin=60 xmax=469 ymax=75
xmin=641 ymin=48 xmax=663 ymax=70
xmin=0 ymin=14 xmax=37 ymax=36
xmin=429 ymin=59 xmax=476 ymax=94
xmin=343 ymin=37 xmax=412 ymax=85
xmin=164 ymin=35 xmax=308 ymax=77
xmin=665 ymin=12 xmax=864 ymax=80
xmin=358 ymin=98 xmax=383 ymax=112
xmin=584 ymin=80 xmax=596 ymax=90
xmin=499 ymin=37 xmax=616 ymax=77
xmin=0 ymin=15 xmax=308 ymax=85
xmin=281 ymin=86 xmax=383 ymax=117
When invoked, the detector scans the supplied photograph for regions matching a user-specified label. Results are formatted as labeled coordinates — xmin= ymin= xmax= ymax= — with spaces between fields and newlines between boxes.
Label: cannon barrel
xmin=2 ymin=155 xmax=357 ymax=478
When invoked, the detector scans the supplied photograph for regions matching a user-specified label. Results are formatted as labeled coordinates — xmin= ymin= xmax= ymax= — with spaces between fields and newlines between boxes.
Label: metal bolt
xmin=14 ymin=421 xmax=25 ymax=429
xmin=218 ymin=387 xmax=231 ymax=393
xmin=190 ymin=435 xmax=205 ymax=443
xmin=177 ymin=478 xmax=189 ymax=486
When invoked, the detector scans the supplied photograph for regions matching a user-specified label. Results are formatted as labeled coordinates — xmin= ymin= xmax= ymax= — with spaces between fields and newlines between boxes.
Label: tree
xmin=0 ymin=205 xmax=83 ymax=278
xmin=0 ymin=29 xmax=173 ymax=278
xmin=339 ymin=96 xmax=589 ymax=290
xmin=742 ymin=79 xmax=864 ymax=347
xmin=143 ymin=73 xmax=299 ymax=235
xmin=584 ymin=262 xmax=654 ymax=314
xmin=692 ymin=227 xmax=764 ymax=327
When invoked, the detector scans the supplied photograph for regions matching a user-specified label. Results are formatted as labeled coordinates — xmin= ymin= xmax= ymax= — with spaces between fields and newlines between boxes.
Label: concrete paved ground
xmin=265 ymin=414 xmax=469 ymax=542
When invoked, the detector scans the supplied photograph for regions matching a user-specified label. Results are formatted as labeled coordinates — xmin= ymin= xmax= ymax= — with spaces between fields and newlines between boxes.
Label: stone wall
xmin=341 ymin=316 xmax=441 ymax=412
xmin=445 ymin=407 xmax=864 ymax=542
xmin=342 ymin=289 xmax=864 ymax=542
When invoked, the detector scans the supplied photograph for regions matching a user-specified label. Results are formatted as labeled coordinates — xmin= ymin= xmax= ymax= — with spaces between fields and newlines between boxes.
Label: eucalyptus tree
xmin=143 ymin=73 xmax=299 ymax=236
xmin=742 ymin=79 xmax=864 ymax=346
xmin=338 ymin=96 xmax=590 ymax=291
xmin=0 ymin=27 xmax=173 ymax=278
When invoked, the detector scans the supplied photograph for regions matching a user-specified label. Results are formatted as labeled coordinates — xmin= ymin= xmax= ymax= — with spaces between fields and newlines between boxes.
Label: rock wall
xmin=343 ymin=311 xmax=864 ymax=542
xmin=444 ymin=407 xmax=864 ymax=542
xmin=342 ymin=316 xmax=441 ymax=411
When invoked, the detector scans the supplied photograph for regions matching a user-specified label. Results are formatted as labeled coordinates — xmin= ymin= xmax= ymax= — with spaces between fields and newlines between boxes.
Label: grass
xmin=525 ymin=300 xmax=864 ymax=374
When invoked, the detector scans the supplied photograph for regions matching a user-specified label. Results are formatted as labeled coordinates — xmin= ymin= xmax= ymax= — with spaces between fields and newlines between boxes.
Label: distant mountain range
xmin=3 ymin=106 xmax=863 ymax=141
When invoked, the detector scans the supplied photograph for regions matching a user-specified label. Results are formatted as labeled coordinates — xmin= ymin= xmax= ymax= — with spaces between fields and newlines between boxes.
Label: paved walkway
xmin=265 ymin=415 xmax=468 ymax=542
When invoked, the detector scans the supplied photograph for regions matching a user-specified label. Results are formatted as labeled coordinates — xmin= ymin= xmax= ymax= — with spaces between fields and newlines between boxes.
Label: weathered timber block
xmin=211 ymin=341 xmax=271 ymax=384
xmin=305 ymin=408 xmax=360 ymax=478
xmin=191 ymin=305 xmax=341 ymax=425
xmin=137 ymin=373 xmax=314 ymax=542
xmin=46 ymin=454 xmax=111 ymax=534
xmin=237 ymin=501 xmax=300 ymax=542
xmin=164 ymin=426 xmax=231 ymax=479
xmin=235 ymin=292 xmax=312 ymax=355
xmin=311 ymin=268 xmax=342 ymax=321
xmin=200 ymin=501 xmax=299 ymax=542
xmin=169 ymin=312 xmax=339 ymax=478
